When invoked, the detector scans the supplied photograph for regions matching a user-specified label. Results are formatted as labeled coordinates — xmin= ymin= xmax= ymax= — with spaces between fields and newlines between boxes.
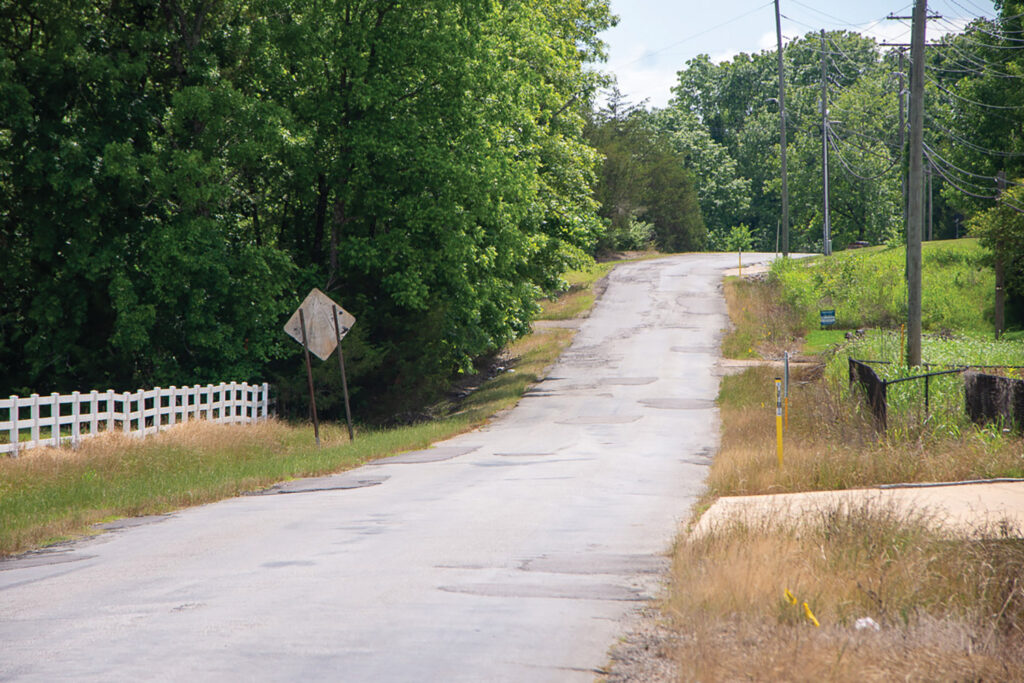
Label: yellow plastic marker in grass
xmin=802 ymin=601 xmax=820 ymax=627
xmin=784 ymin=589 xmax=820 ymax=627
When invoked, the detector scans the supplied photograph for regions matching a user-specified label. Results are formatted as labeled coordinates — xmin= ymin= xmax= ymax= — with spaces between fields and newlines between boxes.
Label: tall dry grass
xmin=666 ymin=269 xmax=1024 ymax=681
xmin=721 ymin=277 xmax=805 ymax=359
xmin=670 ymin=503 xmax=1024 ymax=681
xmin=707 ymin=365 xmax=1024 ymax=498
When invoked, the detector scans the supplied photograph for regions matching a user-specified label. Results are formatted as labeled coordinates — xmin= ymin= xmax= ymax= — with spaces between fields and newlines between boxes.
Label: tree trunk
xmin=312 ymin=174 xmax=327 ymax=264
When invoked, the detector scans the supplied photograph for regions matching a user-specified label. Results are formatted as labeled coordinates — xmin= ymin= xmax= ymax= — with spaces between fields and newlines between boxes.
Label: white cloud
xmin=598 ymin=62 xmax=681 ymax=109
xmin=711 ymin=49 xmax=740 ymax=64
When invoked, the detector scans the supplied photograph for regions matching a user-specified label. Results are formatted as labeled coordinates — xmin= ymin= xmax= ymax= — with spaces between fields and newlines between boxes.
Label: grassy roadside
xmin=667 ymin=245 xmax=1024 ymax=680
xmin=1 ymin=259 xmax=631 ymax=557
xmin=0 ymin=328 xmax=575 ymax=557
xmin=538 ymin=261 xmax=617 ymax=321
xmin=536 ymin=251 xmax=659 ymax=321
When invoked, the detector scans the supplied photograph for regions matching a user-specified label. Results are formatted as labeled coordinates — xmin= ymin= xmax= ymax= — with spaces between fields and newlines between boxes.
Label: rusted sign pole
xmin=332 ymin=304 xmax=355 ymax=441
xmin=284 ymin=288 xmax=357 ymax=447
xmin=298 ymin=308 xmax=321 ymax=447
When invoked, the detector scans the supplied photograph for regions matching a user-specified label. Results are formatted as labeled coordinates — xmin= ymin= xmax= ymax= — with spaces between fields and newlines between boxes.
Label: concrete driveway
xmin=0 ymin=253 xmax=778 ymax=682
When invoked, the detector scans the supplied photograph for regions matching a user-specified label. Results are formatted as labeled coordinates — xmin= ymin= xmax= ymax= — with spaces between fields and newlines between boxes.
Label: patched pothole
xmin=638 ymin=398 xmax=715 ymax=410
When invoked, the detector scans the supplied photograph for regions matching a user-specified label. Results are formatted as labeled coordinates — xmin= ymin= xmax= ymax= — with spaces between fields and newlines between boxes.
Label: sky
xmin=598 ymin=0 xmax=1000 ymax=109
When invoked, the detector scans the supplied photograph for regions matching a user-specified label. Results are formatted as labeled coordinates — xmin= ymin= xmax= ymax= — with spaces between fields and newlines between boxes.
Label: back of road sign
xmin=284 ymin=288 xmax=356 ymax=361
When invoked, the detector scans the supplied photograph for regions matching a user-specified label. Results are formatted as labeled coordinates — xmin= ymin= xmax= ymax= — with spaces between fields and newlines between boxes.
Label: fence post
xmin=136 ymin=388 xmax=145 ymax=437
xmin=71 ymin=391 xmax=81 ymax=447
xmin=262 ymin=382 xmax=269 ymax=421
xmin=107 ymin=390 xmax=115 ymax=433
xmin=153 ymin=387 xmax=162 ymax=432
xmin=50 ymin=392 xmax=61 ymax=447
xmin=9 ymin=395 xmax=18 ymax=456
xmin=168 ymin=386 xmax=176 ymax=428
xmin=89 ymin=390 xmax=99 ymax=437
xmin=123 ymin=392 xmax=131 ymax=434
xmin=880 ymin=381 xmax=888 ymax=431
xmin=925 ymin=375 xmax=930 ymax=417
xmin=30 ymin=393 xmax=40 ymax=446
xmin=241 ymin=382 xmax=249 ymax=423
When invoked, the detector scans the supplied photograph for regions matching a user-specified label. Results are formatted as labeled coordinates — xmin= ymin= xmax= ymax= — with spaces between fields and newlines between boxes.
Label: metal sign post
xmin=284 ymin=288 xmax=358 ymax=447
xmin=784 ymin=351 xmax=790 ymax=429
xmin=332 ymin=304 xmax=355 ymax=441
xmin=298 ymin=308 xmax=320 ymax=447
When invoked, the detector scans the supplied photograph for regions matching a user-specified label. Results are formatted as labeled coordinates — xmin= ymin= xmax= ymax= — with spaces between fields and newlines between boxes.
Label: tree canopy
xmin=0 ymin=0 xmax=614 ymax=414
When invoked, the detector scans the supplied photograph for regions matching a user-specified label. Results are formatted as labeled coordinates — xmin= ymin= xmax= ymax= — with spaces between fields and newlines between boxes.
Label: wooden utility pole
xmin=820 ymin=29 xmax=831 ymax=256
xmin=996 ymin=170 xmax=1007 ymax=339
xmin=775 ymin=0 xmax=790 ymax=256
xmin=899 ymin=50 xmax=907 ymax=228
xmin=906 ymin=0 xmax=927 ymax=367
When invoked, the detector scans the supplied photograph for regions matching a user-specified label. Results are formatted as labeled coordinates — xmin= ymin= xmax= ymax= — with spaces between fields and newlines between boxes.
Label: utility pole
xmin=898 ymin=50 xmax=907 ymax=228
xmin=820 ymin=29 xmax=831 ymax=256
xmin=901 ymin=50 xmax=909 ymax=282
xmin=906 ymin=0 xmax=926 ymax=367
xmin=996 ymin=170 xmax=1006 ymax=339
xmin=775 ymin=0 xmax=790 ymax=256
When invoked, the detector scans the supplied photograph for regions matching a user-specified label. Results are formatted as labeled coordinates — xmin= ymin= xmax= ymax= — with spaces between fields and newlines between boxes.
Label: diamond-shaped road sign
xmin=284 ymin=288 xmax=356 ymax=361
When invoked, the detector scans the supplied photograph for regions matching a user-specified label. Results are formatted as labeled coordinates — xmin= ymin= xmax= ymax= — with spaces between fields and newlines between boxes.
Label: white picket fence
xmin=1 ymin=382 xmax=271 ymax=456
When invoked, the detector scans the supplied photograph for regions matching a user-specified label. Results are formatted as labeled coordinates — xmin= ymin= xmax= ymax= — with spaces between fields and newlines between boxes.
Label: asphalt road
xmin=0 ymin=253 xmax=776 ymax=682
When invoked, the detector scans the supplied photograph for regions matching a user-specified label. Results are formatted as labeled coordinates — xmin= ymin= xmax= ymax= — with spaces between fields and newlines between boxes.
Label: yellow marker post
xmin=775 ymin=377 xmax=783 ymax=468
xmin=783 ymin=351 xmax=790 ymax=430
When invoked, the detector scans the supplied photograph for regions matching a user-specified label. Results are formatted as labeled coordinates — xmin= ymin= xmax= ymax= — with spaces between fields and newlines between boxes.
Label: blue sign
xmin=820 ymin=309 xmax=836 ymax=327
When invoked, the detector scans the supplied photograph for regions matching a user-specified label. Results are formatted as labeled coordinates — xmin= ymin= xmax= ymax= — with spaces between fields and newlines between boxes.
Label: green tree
xmin=652 ymin=108 xmax=751 ymax=246
xmin=969 ymin=182 xmax=1024 ymax=326
xmin=586 ymin=96 xmax=705 ymax=252
xmin=0 ymin=0 xmax=616 ymax=418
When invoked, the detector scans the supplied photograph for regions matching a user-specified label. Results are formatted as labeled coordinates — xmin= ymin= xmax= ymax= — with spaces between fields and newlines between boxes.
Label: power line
xmin=938 ymin=13 xmax=1024 ymax=43
xmin=924 ymin=141 xmax=1024 ymax=184
xmin=613 ymin=0 xmax=775 ymax=70
xmin=925 ymin=149 xmax=1002 ymax=198
xmin=925 ymin=60 xmax=1024 ymax=78
xmin=924 ymin=112 xmax=1024 ymax=157
xmin=933 ymin=17 xmax=1024 ymax=48
xmin=834 ymin=125 xmax=900 ymax=154
xmin=926 ymin=72 xmax=1024 ymax=108
xmin=828 ymin=129 xmax=900 ymax=180
xmin=933 ymin=32 xmax=1019 ymax=70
